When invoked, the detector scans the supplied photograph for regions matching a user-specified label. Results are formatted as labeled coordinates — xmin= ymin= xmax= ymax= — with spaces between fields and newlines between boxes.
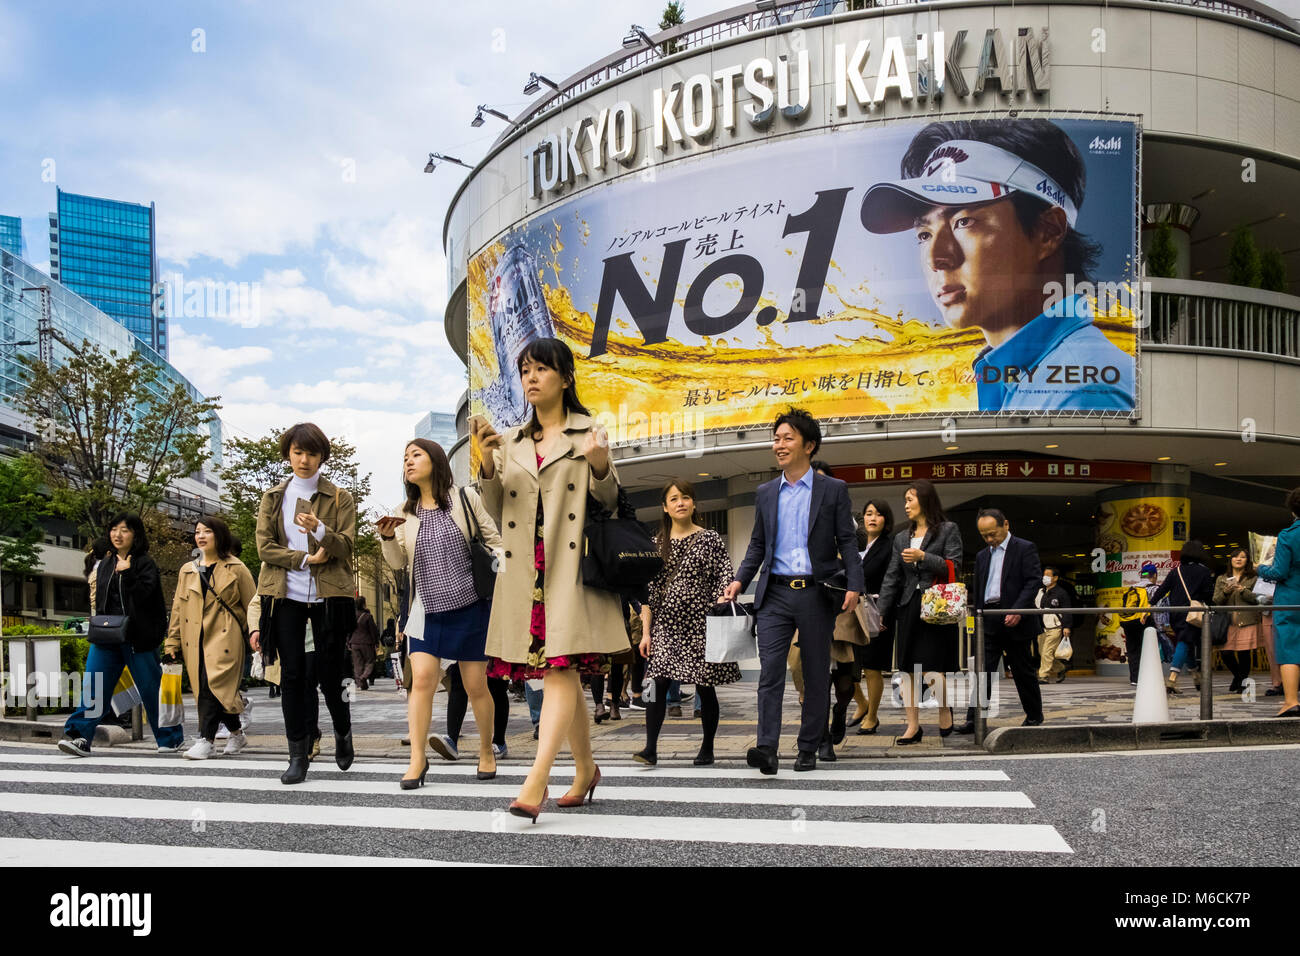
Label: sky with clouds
xmin=2 ymin=0 xmax=1297 ymax=510
xmin=0 ymin=0 xmax=737 ymax=509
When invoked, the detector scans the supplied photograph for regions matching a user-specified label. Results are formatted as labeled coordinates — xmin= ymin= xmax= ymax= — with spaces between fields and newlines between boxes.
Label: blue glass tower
xmin=49 ymin=189 xmax=166 ymax=358
xmin=0 ymin=216 xmax=22 ymax=258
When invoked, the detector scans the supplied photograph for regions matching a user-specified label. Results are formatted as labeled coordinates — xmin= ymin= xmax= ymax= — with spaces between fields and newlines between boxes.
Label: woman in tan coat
xmin=378 ymin=438 xmax=503 ymax=788
xmin=471 ymin=337 xmax=626 ymax=821
xmin=165 ymin=516 xmax=256 ymax=759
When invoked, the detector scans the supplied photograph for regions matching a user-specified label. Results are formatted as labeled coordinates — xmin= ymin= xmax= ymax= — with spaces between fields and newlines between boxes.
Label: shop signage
xmin=838 ymin=460 xmax=1152 ymax=484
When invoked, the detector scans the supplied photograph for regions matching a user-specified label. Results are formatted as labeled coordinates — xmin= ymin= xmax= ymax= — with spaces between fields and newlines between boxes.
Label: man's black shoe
xmin=746 ymin=746 xmax=778 ymax=775
xmin=817 ymin=738 xmax=836 ymax=762
xmin=794 ymin=750 xmax=818 ymax=772
xmin=954 ymin=721 xmax=977 ymax=735
xmin=1022 ymin=716 xmax=1044 ymax=727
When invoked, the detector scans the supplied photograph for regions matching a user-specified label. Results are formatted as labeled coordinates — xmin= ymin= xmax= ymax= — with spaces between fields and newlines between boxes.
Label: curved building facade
xmin=443 ymin=0 xmax=1300 ymax=668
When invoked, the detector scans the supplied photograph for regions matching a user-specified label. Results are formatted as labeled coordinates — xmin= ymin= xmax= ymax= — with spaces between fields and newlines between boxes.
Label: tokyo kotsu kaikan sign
xmin=528 ymin=26 xmax=1051 ymax=197
xmin=470 ymin=116 xmax=1139 ymax=439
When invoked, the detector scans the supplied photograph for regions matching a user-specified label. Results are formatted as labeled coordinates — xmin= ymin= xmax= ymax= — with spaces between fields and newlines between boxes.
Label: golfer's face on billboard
xmin=913 ymin=198 xmax=1040 ymax=334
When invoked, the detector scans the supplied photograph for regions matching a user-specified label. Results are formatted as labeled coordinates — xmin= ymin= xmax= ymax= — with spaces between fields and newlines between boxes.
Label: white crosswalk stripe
xmin=0 ymin=747 xmax=1073 ymax=863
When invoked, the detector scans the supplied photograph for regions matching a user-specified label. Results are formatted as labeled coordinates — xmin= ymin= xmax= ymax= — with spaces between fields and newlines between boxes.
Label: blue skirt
xmin=410 ymin=599 xmax=490 ymax=661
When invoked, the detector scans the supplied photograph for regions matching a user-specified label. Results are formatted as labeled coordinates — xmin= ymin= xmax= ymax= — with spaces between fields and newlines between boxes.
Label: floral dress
xmin=646 ymin=529 xmax=741 ymax=686
xmin=487 ymin=453 xmax=606 ymax=680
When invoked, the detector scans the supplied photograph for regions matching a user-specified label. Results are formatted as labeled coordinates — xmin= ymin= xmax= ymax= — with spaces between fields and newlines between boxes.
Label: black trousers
xmin=1121 ymin=618 xmax=1148 ymax=683
xmin=756 ymin=581 xmax=835 ymax=753
xmin=197 ymin=643 xmax=240 ymax=741
xmin=445 ymin=664 xmax=508 ymax=747
xmin=274 ymin=599 xmax=350 ymax=744
xmin=970 ymin=620 xmax=1043 ymax=722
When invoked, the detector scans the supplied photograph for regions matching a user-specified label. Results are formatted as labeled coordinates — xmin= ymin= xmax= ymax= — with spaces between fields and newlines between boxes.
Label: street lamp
xmin=423 ymin=152 xmax=473 ymax=173
xmin=522 ymin=72 xmax=561 ymax=96
xmin=622 ymin=24 xmax=663 ymax=56
xmin=471 ymin=105 xmax=518 ymax=129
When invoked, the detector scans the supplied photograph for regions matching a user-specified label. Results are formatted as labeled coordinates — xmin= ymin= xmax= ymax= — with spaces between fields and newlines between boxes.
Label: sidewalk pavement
xmin=16 ymin=666 xmax=1283 ymax=762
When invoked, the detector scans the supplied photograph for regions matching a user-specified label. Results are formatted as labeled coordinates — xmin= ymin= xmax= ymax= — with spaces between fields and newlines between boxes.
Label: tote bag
xmin=921 ymin=560 xmax=966 ymax=625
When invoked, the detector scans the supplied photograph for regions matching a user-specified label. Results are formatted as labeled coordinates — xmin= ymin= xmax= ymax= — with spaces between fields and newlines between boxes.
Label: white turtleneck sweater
xmin=283 ymin=471 xmax=328 ymax=604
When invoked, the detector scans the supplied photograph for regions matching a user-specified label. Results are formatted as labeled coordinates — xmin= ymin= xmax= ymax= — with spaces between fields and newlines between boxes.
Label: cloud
xmin=168 ymin=323 xmax=273 ymax=396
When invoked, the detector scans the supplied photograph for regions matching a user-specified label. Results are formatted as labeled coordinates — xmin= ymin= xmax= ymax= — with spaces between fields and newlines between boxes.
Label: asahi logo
xmin=1088 ymin=135 xmax=1123 ymax=154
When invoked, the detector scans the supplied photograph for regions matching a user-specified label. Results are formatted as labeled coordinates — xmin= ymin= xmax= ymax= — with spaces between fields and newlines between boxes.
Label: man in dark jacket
xmin=347 ymin=596 xmax=380 ymax=690
xmin=959 ymin=508 xmax=1045 ymax=733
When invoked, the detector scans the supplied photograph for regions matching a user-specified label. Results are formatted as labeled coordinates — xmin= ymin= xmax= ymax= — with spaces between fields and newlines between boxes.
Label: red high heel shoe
xmin=556 ymin=765 xmax=601 ymax=807
xmin=507 ymin=787 xmax=548 ymax=823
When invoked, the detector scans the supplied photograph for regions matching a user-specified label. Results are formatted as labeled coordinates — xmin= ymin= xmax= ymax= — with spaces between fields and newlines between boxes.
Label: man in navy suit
xmin=721 ymin=408 xmax=863 ymax=773
xmin=959 ymin=508 xmax=1045 ymax=733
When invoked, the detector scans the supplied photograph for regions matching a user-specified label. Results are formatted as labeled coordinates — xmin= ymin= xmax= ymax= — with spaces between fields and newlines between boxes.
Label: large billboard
xmin=468 ymin=116 xmax=1140 ymax=441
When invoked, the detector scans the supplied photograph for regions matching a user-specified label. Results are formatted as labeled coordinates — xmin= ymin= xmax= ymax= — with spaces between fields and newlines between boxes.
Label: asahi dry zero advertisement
xmin=468 ymin=116 xmax=1141 ymax=439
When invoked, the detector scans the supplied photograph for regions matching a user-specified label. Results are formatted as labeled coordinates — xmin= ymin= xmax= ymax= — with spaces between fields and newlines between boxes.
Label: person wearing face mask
xmin=165 ymin=516 xmax=256 ymax=759
xmin=1036 ymin=566 xmax=1075 ymax=684
xmin=253 ymin=422 xmax=357 ymax=785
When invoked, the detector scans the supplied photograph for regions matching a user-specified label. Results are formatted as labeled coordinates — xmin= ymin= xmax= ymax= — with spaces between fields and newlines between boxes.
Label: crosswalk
xmin=0 ymin=747 xmax=1072 ymax=865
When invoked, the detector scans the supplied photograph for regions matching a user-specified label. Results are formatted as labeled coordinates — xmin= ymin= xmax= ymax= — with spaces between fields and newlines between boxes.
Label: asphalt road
xmin=0 ymin=741 xmax=1293 ymax=868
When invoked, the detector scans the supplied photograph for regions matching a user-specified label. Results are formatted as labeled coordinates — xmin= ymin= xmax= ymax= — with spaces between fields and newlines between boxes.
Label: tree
xmin=1145 ymin=221 xmax=1178 ymax=279
xmin=220 ymin=428 xmax=376 ymax=581
xmin=1225 ymin=226 xmax=1262 ymax=289
xmin=1260 ymin=248 xmax=1288 ymax=293
xmin=659 ymin=1 xmax=685 ymax=55
xmin=0 ymin=453 xmax=50 ymax=579
xmin=12 ymin=341 xmax=220 ymax=543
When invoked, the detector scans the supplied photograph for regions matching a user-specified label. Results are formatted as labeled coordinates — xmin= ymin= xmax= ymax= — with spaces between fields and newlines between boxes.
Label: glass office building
xmin=414 ymin=411 xmax=458 ymax=448
xmin=0 ymin=216 xmax=22 ymax=258
xmin=49 ymin=189 xmax=166 ymax=358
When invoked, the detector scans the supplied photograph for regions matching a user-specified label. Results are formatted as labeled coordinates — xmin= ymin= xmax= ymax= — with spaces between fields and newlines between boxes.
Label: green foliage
xmin=659 ymin=1 xmax=685 ymax=55
xmin=1260 ymin=248 xmax=1288 ymax=293
xmin=12 ymin=340 xmax=220 ymax=542
xmin=1145 ymin=222 xmax=1178 ymax=279
xmin=219 ymin=428 xmax=376 ymax=580
xmin=0 ymin=453 xmax=50 ymax=577
xmin=1225 ymin=226 xmax=1262 ymax=289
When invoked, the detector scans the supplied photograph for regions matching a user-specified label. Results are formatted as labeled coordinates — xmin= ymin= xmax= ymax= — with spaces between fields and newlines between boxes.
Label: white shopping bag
xmin=1055 ymin=634 xmax=1074 ymax=660
xmin=705 ymin=602 xmax=756 ymax=663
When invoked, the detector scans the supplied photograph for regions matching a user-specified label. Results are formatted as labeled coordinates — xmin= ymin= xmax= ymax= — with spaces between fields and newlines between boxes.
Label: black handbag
xmin=582 ymin=486 xmax=663 ymax=598
xmin=1210 ymin=608 xmax=1231 ymax=647
xmin=88 ymin=572 xmax=130 ymax=646
xmin=458 ymin=487 xmax=498 ymax=600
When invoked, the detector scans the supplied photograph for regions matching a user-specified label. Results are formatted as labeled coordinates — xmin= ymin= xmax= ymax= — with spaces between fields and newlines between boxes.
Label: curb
xmin=984 ymin=719 xmax=1300 ymax=754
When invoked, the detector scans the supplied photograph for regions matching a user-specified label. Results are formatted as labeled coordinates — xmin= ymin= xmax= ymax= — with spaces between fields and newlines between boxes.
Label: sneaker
xmin=58 ymin=736 xmax=91 ymax=758
xmin=429 ymin=734 xmax=460 ymax=761
xmin=628 ymin=698 xmax=647 ymax=711
xmin=239 ymin=695 xmax=253 ymax=731
xmin=184 ymin=738 xmax=214 ymax=760
xmin=215 ymin=725 xmax=232 ymax=740
xmin=492 ymin=741 xmax=508 ymax=759
xmin=223 ymin=731 xmax=248 ymax=755
xmin=157 ymin=741 xmax=184 ymax=753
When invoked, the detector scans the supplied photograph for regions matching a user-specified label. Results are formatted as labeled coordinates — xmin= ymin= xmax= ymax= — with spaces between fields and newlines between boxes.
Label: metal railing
xmin=971 ymin=603 xmax=1300 ymax=745
xmin=1145 ymin=284 xmax=1300 ymax=359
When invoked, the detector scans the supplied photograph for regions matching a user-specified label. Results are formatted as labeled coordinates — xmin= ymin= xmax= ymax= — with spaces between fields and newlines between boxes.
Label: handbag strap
xmin=199 ymin=563 xmax=249 ymax=640
xmin=457 ymin=487 xmax=483 ymax=543
xmin=1176 ymin=564 xmax=1196 ymax=603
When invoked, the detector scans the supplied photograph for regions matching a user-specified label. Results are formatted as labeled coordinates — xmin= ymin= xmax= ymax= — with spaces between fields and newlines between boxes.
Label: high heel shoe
xmin=477 ymin=759 xmax=497 ymax=781
xmin=400 ymin=758 xmax=429 ymax=790
xmin=896 ymin=727 xmax=924 ymax=746
xmin=939 ymin=709 xmax=954 ymax=737
xmin=557 ymin=765 xmax=601 ymax=807
xmin=508 ymin=787 xmax=549 ymax=823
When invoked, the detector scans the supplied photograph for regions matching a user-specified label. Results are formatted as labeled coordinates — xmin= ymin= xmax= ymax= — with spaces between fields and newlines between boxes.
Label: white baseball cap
xmin=860 ymin=139 xmax=1079 ymax=234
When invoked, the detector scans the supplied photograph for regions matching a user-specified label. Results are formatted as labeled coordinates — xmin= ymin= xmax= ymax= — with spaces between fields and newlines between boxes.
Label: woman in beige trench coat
xmin=472 ymin=337 xmax=627 ymax=821
xmin=165 ymin=516 xmax=256 ymax=759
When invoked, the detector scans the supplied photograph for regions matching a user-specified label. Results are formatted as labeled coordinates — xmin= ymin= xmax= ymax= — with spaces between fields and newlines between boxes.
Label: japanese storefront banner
xmin=468 ymin=116 xmax=1140 ymax=440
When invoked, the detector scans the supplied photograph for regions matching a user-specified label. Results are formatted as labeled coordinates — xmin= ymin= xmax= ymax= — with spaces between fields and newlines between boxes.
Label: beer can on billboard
xmin=486 ymin=239 xmax=555 ymax=428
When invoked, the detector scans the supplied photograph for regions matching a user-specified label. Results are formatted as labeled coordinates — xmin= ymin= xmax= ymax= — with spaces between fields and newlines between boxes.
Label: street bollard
xmin=131 ymin=703 xmax=143 ymax=741
xmin=1200 ymin=611 xmax=1213 ymax=720
xmin=973 ymin=613 xmax=987 ymax=746
xmin=25 ymin=638 xmax=37 ymax=722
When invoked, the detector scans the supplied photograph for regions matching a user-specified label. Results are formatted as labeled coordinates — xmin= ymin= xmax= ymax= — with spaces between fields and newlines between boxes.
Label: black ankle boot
xmin=281 ymin=738 xmax=309 ymax=785
xmin=335 ymin=731 xmax=355 ymax=771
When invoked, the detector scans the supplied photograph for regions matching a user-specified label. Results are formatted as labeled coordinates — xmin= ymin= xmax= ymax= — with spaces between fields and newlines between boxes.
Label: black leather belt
xmin=772 ymin=574 xmax=814 ymax=589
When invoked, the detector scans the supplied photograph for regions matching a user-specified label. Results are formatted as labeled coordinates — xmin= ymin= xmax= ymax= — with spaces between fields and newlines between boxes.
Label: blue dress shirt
xmin=771 ymin=467 xmax=813 ymax=575
xmin=973 ymin=295 xmax=1135 ymax=412
xmin=985 ymin=535 xmax=1009 ymax=603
